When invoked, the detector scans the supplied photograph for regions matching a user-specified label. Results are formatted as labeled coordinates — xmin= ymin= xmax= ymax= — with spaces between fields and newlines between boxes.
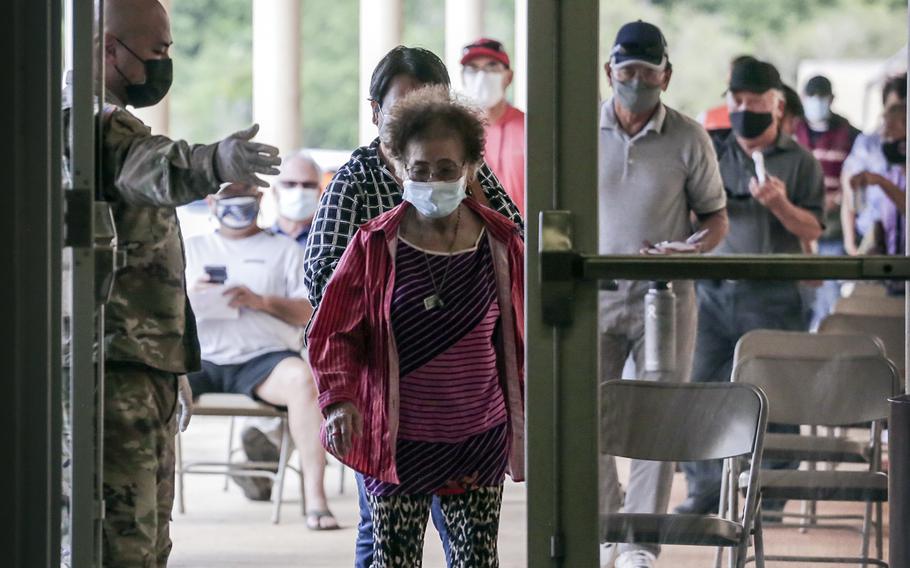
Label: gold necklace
xmin=422 ymin=206 xmax=462 ymax=311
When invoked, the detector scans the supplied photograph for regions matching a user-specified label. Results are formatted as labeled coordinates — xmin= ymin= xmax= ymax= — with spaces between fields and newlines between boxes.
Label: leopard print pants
xmin=366 ymin=485 xmax=503 ymax=567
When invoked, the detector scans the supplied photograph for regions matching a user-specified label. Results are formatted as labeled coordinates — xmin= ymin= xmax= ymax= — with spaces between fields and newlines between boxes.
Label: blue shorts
xmin=187 ymin=350 xmax=300 ymax=408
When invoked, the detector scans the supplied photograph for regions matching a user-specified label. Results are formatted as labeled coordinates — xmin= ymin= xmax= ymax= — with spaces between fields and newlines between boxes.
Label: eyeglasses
xmin=613 ymin=64 xmax=664 ymax=85
xmin=406 ymin=162 xmax=464 ymax=183
xmin=276 ymin=180 xmax=319 ymax=190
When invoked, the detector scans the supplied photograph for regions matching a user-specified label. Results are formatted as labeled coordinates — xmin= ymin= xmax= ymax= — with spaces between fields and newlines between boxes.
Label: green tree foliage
xmin=170 ymin=0 xmax=252 ymax=142
xmin=300 ymin=0 xmax=359 ymax=149
xmin=167 ymin=0 xmax=905 ymax=148
xmin=601 ymin=0 xmax=907 ymax=118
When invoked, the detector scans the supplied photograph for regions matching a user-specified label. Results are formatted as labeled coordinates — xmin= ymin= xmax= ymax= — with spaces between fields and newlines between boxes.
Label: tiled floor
xmin=169 ymin=416 xmax=890 ymax=567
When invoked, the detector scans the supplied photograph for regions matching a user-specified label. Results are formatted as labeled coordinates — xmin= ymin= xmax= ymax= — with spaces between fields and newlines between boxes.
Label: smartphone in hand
xmin=204 ymin=265 xmax=227 ymax=285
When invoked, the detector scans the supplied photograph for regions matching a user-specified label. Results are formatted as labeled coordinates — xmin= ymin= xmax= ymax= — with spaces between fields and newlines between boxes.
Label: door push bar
xmin=539 ymin=211 xmax=910 ymax=327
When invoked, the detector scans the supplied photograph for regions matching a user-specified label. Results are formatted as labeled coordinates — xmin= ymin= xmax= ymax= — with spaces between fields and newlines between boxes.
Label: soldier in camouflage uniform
xmin=62 ymin=1 xmax=281 ymax=565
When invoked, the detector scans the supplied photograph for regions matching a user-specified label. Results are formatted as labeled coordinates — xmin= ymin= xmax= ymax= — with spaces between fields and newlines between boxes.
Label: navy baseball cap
xmin=729 ymin=59 xmax=783 ymax=94
xmin=610 ymin=20 xmax=668 ymax=70
xmin=804 ymin=75 xmax=833 ymax=97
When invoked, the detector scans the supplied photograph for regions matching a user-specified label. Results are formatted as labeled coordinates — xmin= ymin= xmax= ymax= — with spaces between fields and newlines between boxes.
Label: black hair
xmin=882 ymin=73 xmax=907 ymax=105
xmin=782 ymin=84 xmax=804 ymax=118
xmin=369 ymin=46 xmax=450 ymax=107
xmin=730 ymin=54 xmax=757 ymax=68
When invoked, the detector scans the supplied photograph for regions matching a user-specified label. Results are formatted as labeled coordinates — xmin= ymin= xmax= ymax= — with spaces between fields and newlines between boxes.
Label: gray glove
xmin=176 ymin=375 xmax=194 ymax=433
xmin=214 ymin=123 xmax=281 ymax=188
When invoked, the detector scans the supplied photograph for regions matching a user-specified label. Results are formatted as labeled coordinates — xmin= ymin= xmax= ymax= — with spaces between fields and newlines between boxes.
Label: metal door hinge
xmin=64 ymin=188 xmax=94 ymax=247
xmin=549 ymin=533 xmax=564 ymax=559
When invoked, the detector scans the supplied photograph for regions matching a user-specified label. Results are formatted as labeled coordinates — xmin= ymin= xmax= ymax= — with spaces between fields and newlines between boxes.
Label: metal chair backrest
xmin=818 ymin=313 xmax=905 ymax=373
xmin=734 ymin=329 xmax=885 ymax=363
xmin=732 ymin=355 xmax=899 ymax=427
xmin=834 ymin=295 xmax=905 ymax=317
xmin=601 ymin=381 xmax=767 ymax=462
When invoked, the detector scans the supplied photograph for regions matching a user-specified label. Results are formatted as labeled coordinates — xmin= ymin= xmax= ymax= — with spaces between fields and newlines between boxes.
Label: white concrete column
xmin=132 ymin=0 xmax=171 ymax=135
xmin=252 ymin=0 xmax=301 ymax=154
xmin=513 ymin=0 xmax=527 ymax=110
xmin=445 ymin=0 xmax=485 ymax=92
xmin=359 ymin=0 xmax=403 ymax=146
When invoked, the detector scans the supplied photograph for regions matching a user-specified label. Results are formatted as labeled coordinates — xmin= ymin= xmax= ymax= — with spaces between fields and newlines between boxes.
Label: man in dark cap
xmin=677 ymin=58 xmax=824 ymax=516
xmin=794 ymin=75 xmax=860 ymax=328
xmin=598 ymin=20 xmax=728 ymax=568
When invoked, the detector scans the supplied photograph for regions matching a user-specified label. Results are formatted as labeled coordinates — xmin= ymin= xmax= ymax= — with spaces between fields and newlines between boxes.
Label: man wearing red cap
xmin=461 ymin=38 xmax=526 ymax=215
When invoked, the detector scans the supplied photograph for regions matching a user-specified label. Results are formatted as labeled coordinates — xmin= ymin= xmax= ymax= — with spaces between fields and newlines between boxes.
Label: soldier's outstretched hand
xmin=214 ymin=123 xmax=282 ymax=188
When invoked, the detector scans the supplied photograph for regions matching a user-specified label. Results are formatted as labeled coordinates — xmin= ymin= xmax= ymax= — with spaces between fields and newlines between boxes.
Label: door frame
xmin=2 ymin=0 xmax=63 ymax=565
xmin=524 ymin=1 xmax=910 ymax=566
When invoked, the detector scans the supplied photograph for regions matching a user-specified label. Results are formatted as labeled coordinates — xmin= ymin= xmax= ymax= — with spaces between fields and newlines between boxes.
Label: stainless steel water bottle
xmin=644 ymin=281 xmax=676 ymax=373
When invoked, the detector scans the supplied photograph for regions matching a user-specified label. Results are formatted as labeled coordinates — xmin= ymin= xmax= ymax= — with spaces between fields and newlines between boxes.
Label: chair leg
xmin=339 ymin=460 xmax=346 ymax=495
xmin=176 ymin=431 xmax=186 ymax=514
xmin=752 ymin=506 xmax=765 ymax=568
xmin=223 ymin=416 xmax=236 ymax=491
xmin=860 ymin=499 xmax=873 ymax=567
xmin=875 ymin=501 xmax=884 ymax=560
xmin=271 ymin=417 xmax=291 ymax=525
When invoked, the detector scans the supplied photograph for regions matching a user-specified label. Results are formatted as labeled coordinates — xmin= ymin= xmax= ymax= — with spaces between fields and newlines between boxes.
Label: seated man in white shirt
xmin=185 ymin=182 xmax=337 ymax=530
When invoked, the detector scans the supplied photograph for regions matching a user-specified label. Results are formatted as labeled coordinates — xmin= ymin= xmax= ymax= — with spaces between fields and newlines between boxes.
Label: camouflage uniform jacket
xmin=63 ymin=76 xmax=219 ymax=374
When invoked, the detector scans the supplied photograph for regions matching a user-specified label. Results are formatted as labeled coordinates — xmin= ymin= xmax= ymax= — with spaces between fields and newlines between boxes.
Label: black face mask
xmin=882 ymin=139 xmax=906 ymax=165
xmin=730 ymin=110 xmax=773 ymax=139
xmin=113 ymin=37 xmax=173 ymax=108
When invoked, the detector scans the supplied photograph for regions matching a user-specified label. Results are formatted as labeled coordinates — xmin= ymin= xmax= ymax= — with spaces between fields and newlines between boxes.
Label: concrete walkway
xmin=169 ymin=416 xmax=889 ymax=567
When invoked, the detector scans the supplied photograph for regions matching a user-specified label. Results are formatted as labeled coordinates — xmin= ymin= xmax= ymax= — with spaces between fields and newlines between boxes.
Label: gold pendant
xmin=423 ymin=294 xmax=444 ymax=311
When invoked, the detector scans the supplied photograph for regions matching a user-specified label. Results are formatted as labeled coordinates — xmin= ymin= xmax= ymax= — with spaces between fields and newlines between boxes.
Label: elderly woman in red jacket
xmin=307 ymin=85 xmax=525 ymax=567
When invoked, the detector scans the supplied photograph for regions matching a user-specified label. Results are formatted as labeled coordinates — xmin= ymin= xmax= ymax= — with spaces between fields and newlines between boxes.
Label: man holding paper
xmin=184 ymin=182 xmax=338 ymax=530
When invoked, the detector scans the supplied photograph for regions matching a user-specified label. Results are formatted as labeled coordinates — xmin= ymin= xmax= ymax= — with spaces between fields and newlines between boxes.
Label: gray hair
xmin=282 ymin=149 xmax=323 ymax=177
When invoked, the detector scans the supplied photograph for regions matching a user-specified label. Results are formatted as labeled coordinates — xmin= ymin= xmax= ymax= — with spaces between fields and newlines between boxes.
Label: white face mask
xmin=463 ymin=70 xmax=506 ymax=109
xmin=276 ymin=187 xmax=319 ymax=221
xmin=402 ymin=176 xmax=467 ymax=219
xmin=803 ymin=96 xmax=832 ymax=126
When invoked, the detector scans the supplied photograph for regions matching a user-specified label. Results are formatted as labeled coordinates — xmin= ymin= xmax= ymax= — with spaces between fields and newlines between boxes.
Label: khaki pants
xmin=103 ymin=364 xmax=178 ymax=568
xmin=598 ymin=281 xmax=698 ymax=556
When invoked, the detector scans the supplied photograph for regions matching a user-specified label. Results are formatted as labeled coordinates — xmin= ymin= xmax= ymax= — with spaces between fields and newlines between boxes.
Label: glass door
xmin=524 ymin=1 xmax=909 ymax=566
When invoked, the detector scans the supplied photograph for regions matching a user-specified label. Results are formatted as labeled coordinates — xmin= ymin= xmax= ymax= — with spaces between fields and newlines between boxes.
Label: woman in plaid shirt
xmin=302 ymin=46 xmax=523 ymax=568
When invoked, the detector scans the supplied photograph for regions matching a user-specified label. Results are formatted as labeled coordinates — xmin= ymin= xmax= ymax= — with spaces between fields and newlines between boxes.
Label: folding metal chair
xmin=600 ymin=380 xmax=768 ymax=568
xmin=733 ymin=330 xmax=884 ymax=466
xmin=175 ymin=393 xmax=299 ymax=524
xmin=818 ymin=313 xmax=905 ymax=377
xmin=833 ymin=295 xmax=905 ymax=318
xmin=732 ymin=355 xmax=900 ymax=566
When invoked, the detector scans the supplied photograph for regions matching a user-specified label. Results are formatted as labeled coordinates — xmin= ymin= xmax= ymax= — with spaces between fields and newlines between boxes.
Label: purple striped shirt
xmin=364 ymin=232 xmax=508 ymax=495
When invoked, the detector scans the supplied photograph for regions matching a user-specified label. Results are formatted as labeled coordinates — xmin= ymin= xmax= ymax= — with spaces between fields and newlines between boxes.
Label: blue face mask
xmin=215 ymin=196 xmax=259 ymax=229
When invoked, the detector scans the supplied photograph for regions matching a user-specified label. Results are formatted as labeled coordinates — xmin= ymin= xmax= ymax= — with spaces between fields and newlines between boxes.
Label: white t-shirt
xmin=184 ymin=230 xmax=307 ymax=365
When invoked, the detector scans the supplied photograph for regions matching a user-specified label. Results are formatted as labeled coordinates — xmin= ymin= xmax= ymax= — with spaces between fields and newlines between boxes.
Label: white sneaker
xmin=615 ymin=549 xmax=656 ymax=568
xmin=600 ymin=543 xmax=618 ymax=568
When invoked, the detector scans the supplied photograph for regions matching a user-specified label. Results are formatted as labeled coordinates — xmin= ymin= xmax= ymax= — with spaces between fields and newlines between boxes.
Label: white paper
xmin=752 ymin=150 xmax=766 ymax=184
xmin=189 ymin=284 xmax=240 ymax=321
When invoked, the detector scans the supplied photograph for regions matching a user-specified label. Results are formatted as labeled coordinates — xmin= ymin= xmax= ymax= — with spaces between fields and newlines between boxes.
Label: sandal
xmin=306 ymin=509 xmax=340 ymax=531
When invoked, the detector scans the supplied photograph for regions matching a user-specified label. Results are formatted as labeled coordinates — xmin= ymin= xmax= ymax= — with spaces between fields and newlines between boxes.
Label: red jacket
xmin=307 ymin=198 xmax=526 ymax=484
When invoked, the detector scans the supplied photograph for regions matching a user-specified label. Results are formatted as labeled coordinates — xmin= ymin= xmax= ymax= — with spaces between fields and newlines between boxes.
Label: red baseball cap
xmin=460 ymin=38 xmax=510 ymax=68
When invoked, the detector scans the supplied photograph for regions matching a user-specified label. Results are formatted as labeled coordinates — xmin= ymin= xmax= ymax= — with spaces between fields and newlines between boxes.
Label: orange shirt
xmin=701 ymin=104 xmax=731 ymax=131
xmin=485 ymin=104 xmax=526 ymax=215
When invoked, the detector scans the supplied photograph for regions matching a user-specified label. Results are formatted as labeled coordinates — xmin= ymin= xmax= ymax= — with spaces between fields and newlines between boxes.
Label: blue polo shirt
xmin=272 ymin=223 xmax=311 ymax=247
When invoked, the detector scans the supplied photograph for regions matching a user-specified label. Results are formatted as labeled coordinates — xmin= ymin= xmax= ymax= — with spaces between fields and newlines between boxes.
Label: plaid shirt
xmin=303 ymin=137 xmax=524 ymax=307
